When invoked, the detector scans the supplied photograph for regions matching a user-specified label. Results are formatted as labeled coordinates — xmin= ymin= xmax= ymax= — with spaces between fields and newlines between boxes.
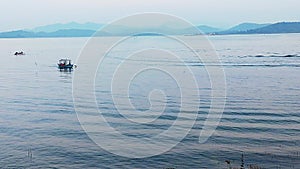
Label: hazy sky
xmin=0 ymin=0 xmax=299 ymax=31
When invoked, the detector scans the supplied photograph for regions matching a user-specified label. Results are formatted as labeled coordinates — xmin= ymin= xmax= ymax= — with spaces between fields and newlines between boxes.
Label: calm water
xmin=0 ymin=34 xmax=300 ymax=168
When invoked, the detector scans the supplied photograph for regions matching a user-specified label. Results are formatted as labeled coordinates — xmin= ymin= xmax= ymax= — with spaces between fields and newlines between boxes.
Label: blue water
xmin=0 ymin=34 xmax=300 ymax=168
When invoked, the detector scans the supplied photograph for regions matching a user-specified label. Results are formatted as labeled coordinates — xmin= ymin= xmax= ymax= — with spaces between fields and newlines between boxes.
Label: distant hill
xmin=242 ymin=22 xmax=300 ymax=34
xmin=227 ymin=23 xmax=270 ymax=32
xmin=1 ymin=22 xmax=300 ymax=38
xmin=214 ymin=22 xmax=300 ymax=35
xmin=31 ymin=22 xmax=222 ymax=34
xmin=0 ymin=30 xmax=35 ymax=38
xmin=196 ymin=25 xmax=222 ymax=33
xmin=0 ymin=29 xmax=96 ymax=38
xmin=45 ymin=29 xmax=96 ymax=37
xmin=0 ymin=25 xmax=213 ymax=38
xmin=30 ymin=22 xmax=103 ymax=32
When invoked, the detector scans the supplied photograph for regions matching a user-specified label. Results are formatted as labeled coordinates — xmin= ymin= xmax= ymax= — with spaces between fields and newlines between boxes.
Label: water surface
xmin=0 ymin=34 xmax=299 ymax=168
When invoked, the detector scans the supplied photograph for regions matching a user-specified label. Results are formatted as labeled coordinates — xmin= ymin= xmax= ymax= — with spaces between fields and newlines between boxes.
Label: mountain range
xmin=29 ymin=22 xmax=104 ymax=32
xmin=217 ymin=23 xmax=270 ymax=34
xmin=0 ymin=22 xmax=299 ymax=38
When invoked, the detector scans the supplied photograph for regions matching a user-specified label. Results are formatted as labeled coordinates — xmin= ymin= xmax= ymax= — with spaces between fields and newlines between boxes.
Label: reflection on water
xmin=59 ymin=69 xmax=73 ymax=73
xmin=59 ymin=70 xmax=73 ymax=83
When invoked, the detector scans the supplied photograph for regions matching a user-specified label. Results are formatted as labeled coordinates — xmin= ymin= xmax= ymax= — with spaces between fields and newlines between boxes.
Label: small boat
xmin=58 ymin=59 xmax=74 ymax=69
xmin=14 ymin=51 xmax=25 ymax=55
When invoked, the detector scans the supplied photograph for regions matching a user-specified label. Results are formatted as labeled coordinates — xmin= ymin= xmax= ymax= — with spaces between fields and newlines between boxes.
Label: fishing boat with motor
xmin=58 ymin=59 xmax=74 ymax=69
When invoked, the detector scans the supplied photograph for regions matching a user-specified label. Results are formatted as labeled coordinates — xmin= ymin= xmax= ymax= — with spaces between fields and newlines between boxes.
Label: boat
xmin=14 ymin=51 xmax=25 ymax=55
xmin=58 ymin=59 xmax=74 ymax=69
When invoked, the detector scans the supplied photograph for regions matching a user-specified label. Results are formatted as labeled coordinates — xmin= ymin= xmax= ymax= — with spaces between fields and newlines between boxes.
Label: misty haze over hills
xmin=0 ymin=21 xmax=300 ymax=38
xmin=29 ymin=22 xmax=104 ymax=33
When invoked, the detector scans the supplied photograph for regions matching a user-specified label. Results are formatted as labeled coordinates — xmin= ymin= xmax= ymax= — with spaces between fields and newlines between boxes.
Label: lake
xmin=0 ymin=34 xmax=299 ymax=168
